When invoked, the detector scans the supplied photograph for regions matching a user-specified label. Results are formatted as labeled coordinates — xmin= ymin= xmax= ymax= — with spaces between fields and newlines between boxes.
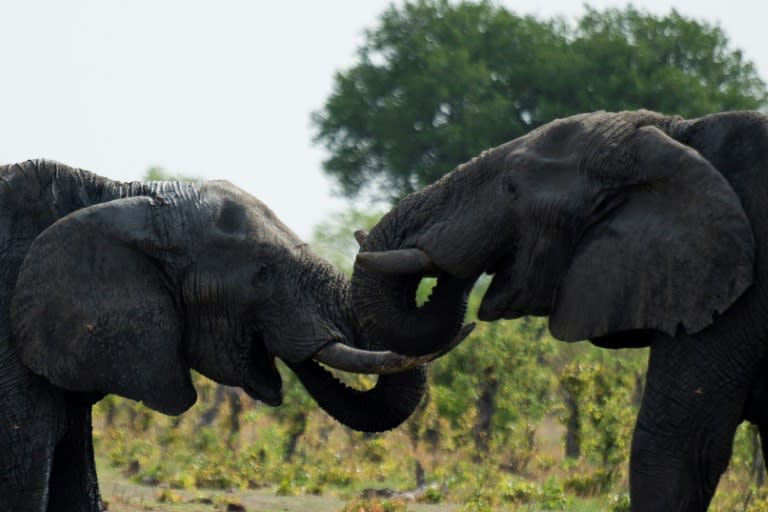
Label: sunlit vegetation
xmin=92 ymin=293 xmax=768 ymax=510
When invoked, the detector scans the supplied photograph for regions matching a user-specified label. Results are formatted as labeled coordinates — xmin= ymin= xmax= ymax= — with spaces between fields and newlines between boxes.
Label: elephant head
xmin=352 ymin=111 xmax=755 ymax=347
xmin=7 ymin=161 xmax=468 ymax=433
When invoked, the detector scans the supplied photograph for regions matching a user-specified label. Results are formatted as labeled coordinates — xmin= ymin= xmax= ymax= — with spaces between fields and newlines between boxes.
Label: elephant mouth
xmin=242 ymin=331 xmax=283 ymax=406
xmin=477 ymin=269 xmax=528 ymax=321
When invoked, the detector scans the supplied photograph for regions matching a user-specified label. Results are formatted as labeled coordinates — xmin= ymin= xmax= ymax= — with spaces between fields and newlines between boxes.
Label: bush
xmin=341 ymin=498 xmax=408 ymax=512
xmin=564 ymin=469 xmax=616 ymax=496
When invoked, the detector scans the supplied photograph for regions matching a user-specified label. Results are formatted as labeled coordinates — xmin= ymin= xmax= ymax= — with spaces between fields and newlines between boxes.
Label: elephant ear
xmin=11 ymin=196 xmax=197 ymax=415
xmin=549 ymin=125 xmax=754 ymax=341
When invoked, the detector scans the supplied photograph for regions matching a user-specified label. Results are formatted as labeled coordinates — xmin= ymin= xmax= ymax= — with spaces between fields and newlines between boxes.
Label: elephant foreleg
xmin=630 ymin=422 xmax=736 ymax=510
xmin=0 ymin=343 xmax=69 ymax=512
xmin=0 ymin=415 xmax=56 ymax=512
xmin=630 ymin=334 xmax=756 ymax=511
xmin=46 ymin=398 xmax=102 ymax=512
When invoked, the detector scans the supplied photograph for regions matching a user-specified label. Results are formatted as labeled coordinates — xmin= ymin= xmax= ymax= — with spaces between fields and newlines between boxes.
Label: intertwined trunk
xmin=351 ymin=218 xmax=473 ymax=356
xmin=290 ymin=361 xmax=427 ymax=433
xmin=285 ymin=256 xmax=430 ymax=433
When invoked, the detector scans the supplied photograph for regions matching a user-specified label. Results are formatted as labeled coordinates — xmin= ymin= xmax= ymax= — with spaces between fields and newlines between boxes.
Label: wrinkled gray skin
xmin=0 ymin=160 xmax=449 ymax=512
xmin=353 ymin=111 xmax=768 ymax=511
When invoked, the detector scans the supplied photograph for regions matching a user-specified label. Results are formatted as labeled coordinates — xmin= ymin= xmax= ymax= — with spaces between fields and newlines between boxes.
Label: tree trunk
xmin=632 ymin=371 xmax=645 ymax=408
xmin=472 ymin=367 xmax=498 ymax=458
xmin=284 ymin=411 xmax=308 ymax=462
xmin=226 ymin=389 xmax=243 ymax=449
xmin=198 ymin=384 xmax=228 ymax=430
xmin=563 ymin=392 xmax=581 ymax=459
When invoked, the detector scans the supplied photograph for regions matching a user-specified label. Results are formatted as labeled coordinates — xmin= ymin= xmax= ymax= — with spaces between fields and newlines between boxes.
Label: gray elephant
xmin=0 ymin=159 xmax=468 ymax=511
xmin=352 ymin=110 xmax=768 ymax=511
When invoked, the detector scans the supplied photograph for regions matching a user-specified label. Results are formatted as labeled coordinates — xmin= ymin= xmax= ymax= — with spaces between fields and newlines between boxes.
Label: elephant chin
xmin=478 ymin=264 xmax=552 ymax=321
xmin=241 ymin=360 xmax=282 ymax=406
xmin=242 ymin=333 xmax=283 ymax=406
xmin=478 ymin=270 xmax=524 ymax=321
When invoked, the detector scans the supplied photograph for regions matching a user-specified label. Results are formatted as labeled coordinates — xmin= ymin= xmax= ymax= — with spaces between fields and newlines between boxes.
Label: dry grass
xmin=96 ymin=458 xmax=459 ymax=512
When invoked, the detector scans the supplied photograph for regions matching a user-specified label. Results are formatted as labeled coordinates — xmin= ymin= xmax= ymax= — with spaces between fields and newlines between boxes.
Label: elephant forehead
xmin=533 ymin=114 xmax=595 ymax=145
xmin=201 ymin=180 xmax=275 ymax=219
xmin=200 ymin=180 xmax=305 ymax=248
xmin=524 ymin=111 xmax=664 ymax=163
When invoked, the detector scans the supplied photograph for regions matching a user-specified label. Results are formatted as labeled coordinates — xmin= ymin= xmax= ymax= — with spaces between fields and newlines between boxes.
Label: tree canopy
xmin=144 ymin=166 xmax=200 ymax=182
xmin=312 ymin=1 xmax=768 ymax=203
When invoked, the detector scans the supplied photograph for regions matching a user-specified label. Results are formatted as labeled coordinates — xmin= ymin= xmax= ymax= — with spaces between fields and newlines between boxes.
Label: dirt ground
xmin=97 ymin=460 xmax=458 ymax=512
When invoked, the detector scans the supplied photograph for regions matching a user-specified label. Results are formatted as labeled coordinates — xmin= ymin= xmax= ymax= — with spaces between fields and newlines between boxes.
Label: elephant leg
xmin=0 ymin=353 xmax=63 ymax=512
xmin=47 ymin=397 xmax=103 ymax=511
xmin=630 ymin=334 xmax=756 ymax=511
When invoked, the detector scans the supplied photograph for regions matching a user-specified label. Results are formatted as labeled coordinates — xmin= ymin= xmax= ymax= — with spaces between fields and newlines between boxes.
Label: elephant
xmin=0 ymin=159 xmax=470 ymax=511
xmin=351 ymin=110 xmax=768 ymax=511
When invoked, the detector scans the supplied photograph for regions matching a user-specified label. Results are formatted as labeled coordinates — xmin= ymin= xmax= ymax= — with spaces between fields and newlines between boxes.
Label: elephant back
xmin=0 ymin=161 xmax=112 ymax=301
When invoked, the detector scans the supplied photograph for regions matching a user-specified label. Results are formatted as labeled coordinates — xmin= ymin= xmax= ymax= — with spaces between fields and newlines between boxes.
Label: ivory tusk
xmin=355 ymin=248 xmax=438 ymax=275
xmin=312 ymin=323 xmax=476 ymax=375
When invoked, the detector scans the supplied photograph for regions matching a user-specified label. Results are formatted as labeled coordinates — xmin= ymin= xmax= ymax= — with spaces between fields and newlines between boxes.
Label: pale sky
xmin=2 ymin=1 xmax=767 ymax=239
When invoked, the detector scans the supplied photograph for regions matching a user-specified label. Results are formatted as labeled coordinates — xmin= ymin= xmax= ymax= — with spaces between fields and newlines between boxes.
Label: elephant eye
xmin=504 ymin=175 xmax=519 ymax=200
xmin=252 ymin=264 xmax=272 ymax=287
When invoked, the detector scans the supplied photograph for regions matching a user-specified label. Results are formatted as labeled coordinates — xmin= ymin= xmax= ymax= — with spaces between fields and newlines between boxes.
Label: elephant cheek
xmin=242 ymin=339 xmax=283 ymax=406
xmin=477 ymin=279 xmax=523 ymax=322
xmin=478 ymin=267 xmax=548 ymax=321
xmin=242 ymin=363 xmax=283 ymax=406
xmin=478 ymin=273 xmax=523 ymax=321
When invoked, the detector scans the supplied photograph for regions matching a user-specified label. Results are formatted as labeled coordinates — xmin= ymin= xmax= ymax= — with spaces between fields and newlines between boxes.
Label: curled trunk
xmin=351 ymin=224 xmax=474 ymax=356
xmin=283 ymin=256 xmax=433 ymax=432
xmin=289 ymin=361 xmax=426 ymax=433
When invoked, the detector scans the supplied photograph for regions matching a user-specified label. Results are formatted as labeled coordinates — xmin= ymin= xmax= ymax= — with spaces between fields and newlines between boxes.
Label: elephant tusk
xmin=355 ymin=248 xmax=438 ymax=276
xmin=354 ymin=229 xmax=369 ymax=247
xmin=313 ymin=323 xmax=475 ymax=375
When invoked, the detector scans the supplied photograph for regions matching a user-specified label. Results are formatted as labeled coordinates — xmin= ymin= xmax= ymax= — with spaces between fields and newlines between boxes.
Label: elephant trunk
xmin=293 ymin=266 xmax=471 ymax=430
xmin=350 ymin=217 xmax=474 ymax=357
xmin=288 ymin=361 xmax=426 ymax=433
xmin=267 ymin=258 xmax=428 ymax=432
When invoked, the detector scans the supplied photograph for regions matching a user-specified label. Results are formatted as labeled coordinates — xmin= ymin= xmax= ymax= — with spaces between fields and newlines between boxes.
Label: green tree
xmin=569 ymin=7 xmax=767 ymax=116
xmin=313 ymin=1 xmax=768 ymax=203
xmin=143 ymin=166 xmax=200 ymax=182
xmin=309 ymin=208 xmax=384 ymax=274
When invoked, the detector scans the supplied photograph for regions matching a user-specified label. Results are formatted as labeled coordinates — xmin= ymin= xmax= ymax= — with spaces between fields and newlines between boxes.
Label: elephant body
xmin=352 ymin=111 xmax=768 ymax=510
xmin=0 ymin=165 xmax=159 ymax=510
xmin=0 ymin=160 xmax=453 ymax=511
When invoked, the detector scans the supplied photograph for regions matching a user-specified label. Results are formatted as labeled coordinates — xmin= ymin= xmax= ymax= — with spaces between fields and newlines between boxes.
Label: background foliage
xmin=94 ymin=2 xmax=768 ymax=510
xmin=94 ymin=204 xmax=767 ymax=511
xmin=93 ymin=283 xmax=767 ymax=510
xmin=312 ymin=0 xmax=768 ymax=203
